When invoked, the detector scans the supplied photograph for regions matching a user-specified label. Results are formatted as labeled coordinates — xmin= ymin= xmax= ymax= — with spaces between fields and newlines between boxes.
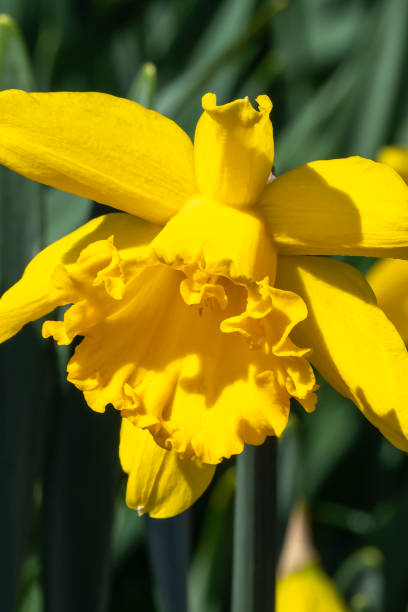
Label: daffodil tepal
xmin=1 ymin=90 xmax=408 ymax=517
xmin=367 ymin=145 xmax=408 ymax=342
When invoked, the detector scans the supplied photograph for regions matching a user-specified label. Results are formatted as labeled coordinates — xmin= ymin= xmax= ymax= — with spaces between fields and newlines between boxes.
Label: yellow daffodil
xmin=277 ymin=565 xmax=348 ymax=612
xmin=368 ymin=146 xmax=408 ymax=342
xmin=277 ymin=502 xmax=348 ymax=611
xmin=378 ymin=145 xmax=408 ymax=184
xmin=368 ymin=257 xmax=408 ymax=343
xmin=1 ymin=90 xmax=408 ymax=517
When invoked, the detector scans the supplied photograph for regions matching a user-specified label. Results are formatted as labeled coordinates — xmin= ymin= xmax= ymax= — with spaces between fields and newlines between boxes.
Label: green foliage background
xmin=0 ymin=0 xmax=408 ymax=611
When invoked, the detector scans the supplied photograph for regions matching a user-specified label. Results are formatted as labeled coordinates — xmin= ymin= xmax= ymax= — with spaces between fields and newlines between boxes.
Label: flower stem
xmin=231 ymin=438 xmax=277 ymax=612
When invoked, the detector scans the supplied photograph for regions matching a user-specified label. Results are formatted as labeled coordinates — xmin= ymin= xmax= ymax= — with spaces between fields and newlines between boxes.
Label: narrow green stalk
xmin=231 ymin=438 xmax=277 ymax=612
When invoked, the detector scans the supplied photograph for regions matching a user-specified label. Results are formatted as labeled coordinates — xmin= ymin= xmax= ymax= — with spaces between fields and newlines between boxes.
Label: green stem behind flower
xmin=231 ymin=438 xmax=277 ymax=612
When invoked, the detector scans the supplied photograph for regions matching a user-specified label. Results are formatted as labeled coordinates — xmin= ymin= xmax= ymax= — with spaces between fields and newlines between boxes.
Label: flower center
xmin=179 ymin=267 xmax=228 ymax=310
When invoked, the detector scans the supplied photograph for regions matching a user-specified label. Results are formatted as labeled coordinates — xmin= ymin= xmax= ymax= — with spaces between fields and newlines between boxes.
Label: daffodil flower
xmin=277 ymin=565 xmax=349 ymax=612
xmin=1 ymin=91 xmax=408 ymax=517
xmin=277 ymin=502 xmax=348 ymax=612
xmin=368 ymin=257 xmax=408 ymax=344
xmin=378 ymin=145 xmax=408 ymax=184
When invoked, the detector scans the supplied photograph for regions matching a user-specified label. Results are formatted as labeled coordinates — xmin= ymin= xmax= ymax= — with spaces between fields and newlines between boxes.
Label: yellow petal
xmin=194 ymin=93 xmax=273 ymax=208
xmin=119 ymin=418 xmax=215 ymax=518
xmin=260 ymin=156 xmax=408 ymax=257
xmin=0 ymin=213 xmax=160 ymax=344
xmin=378 ymin=146 xmax=408 ymax=183
xmin=0 ymin=90 xmax=196 ymax=224
xmin=277 ymin=255 xmax=408 ymax=452
xmin=277 ymin=564 xmax=348 ymax=612
xmin=367 ymin=258 xmax=408 ymax=342
xmin=60 ymin=202 xmax=315 ymax=463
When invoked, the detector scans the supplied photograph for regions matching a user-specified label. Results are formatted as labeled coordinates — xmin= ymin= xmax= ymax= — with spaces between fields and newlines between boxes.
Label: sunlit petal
xmin=0 ymin=90 xmax=196 ymax=223
xmin=367 ymin=258 xmax=408 ymax=342
xmin=120 ymin=418 xmax=215 ymax=518
xmin=260 ymin=157 xmax=408 ymax=257
xmin=277 ymin=255 xmax=408 ymax=452
xmin=378 ymin=145 xmax=408 ymax=183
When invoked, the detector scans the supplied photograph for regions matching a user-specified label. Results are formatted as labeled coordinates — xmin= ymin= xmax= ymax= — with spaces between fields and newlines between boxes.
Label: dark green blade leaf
xmin=301 ymin=378 xmax=362 ymax=500
xmin=43 ymin=188 xmax=91 ymax=247
xmin=0 ymin=13 xmax=34 ymax=90
xmin=189 ymin=467 xmax=235 ymax=612
xmin=0 ymin=332 xmax=52 ymax=612
xmin=348 ymin=0 xmax=408 ymax=156
xmin=128 ymin=62 xmax=157 ymax=109
xmin=0 ymin=15 xmax=47 ymax=612
xmin=277 ymin=415 xmax=302 ymax=539
xmin=146 ymin=514 xmax=190 ymax=612
xmin=42 ymin=384 xmax=120 ymax=612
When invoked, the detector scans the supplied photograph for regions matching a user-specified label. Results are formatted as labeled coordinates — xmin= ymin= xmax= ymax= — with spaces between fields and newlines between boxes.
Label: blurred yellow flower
xmin=1 ymin=91 xmax=408 ymax=516
xmin=277 ymin=565 xmax=348 ymax=612
xmin=378 ymin=145 xmax=408 ymax=184
xmin=367 ymin=257 xmax=408 ymax=343
xmin=277 ymin=501 xmax=348 ymax=612
xmin=368 ymin=146 xmax=408 ymax=342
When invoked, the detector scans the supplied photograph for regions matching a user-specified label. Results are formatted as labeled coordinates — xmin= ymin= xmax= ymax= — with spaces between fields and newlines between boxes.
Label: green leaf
xmin=348 ymin=0 xmax=408 ymax=156
xmin=372 ymin=496 xmax=408 ymax=612
xmin=301 ymin=378 xmax=362 ymax=499
xmin=18 ymin=554 xmax=44 ymax=612
xmin=277 ymin=415 xmax=302 ymax=530
xmin=43 ymin=187 xmax=91 ymax=247
xmin=189 ymin=467 xmax=235 ymax=612
xmin=146 ymin=514 xmax=190 ymax=612
xmin=231 ymin=441 xmax=277 ymax=612
xmin=128 ymin=62 xmax=157 ymax=109
xmin=0 ymin=17 xmax=48 ymax=612
xmin=0 ymin=14 xmax=34 ymax=90
xmin=157 ymin=0 xmax=260 ymax=131
xmin=42 ymin=385 xmax=120 ymax=612
xmin=112 ymin=498 xmax=145 ymax=565
xmin=0 ymin=331 xmax=52 ymax=612
xmin=33 ymin=22 xmax=62 ymax=90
